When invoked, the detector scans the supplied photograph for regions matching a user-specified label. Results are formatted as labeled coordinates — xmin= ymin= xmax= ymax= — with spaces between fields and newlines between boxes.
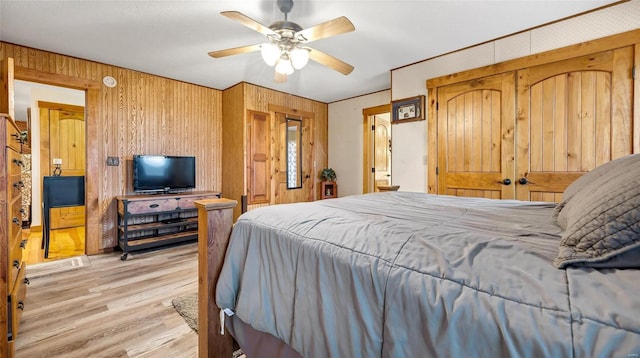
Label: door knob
xmin=498 ymin=179 xmax=512 ymax=185
xmin=518 ymin=177 xmax=535 ymax=185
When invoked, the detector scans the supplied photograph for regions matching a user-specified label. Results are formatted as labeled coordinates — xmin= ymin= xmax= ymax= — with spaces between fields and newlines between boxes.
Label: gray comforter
xmin=216 ymin=192 xmax=640 ymax=357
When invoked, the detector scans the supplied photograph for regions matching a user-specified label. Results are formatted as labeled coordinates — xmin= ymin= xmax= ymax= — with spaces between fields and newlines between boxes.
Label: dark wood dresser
xmin=1 ymin=113 xmax=28 ymax=356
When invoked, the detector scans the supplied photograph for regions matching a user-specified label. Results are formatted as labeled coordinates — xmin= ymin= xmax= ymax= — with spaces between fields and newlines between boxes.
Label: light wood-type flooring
xmin=16 ymin=242 xmax=199 ymax=358
xmin=23 ymin=227 xmax=86 ymax=264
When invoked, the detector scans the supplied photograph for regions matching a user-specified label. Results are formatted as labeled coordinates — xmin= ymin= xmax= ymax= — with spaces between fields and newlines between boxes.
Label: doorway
xmin=14 ymin=80 xmax=86 ymax=263
xmin=363 ymin=104 xmax=392 ymax=193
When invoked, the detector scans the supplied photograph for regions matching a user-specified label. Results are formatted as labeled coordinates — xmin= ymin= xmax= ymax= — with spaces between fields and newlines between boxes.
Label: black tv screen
xmin=133 ymin=155 xmax=196 ymax=193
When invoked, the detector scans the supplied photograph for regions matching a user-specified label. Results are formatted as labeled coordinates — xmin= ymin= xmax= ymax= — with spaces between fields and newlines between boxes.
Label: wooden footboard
xmin=195 ymin=198 xmax=237 ymax=358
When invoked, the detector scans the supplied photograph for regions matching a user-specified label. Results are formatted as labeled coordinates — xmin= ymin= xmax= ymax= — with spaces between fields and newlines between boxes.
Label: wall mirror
xmin=286 ymin=117 xmax=302 ymax=189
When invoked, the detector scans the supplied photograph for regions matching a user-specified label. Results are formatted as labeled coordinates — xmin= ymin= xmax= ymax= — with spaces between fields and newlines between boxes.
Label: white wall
xmin=328 ymin=90 xmax=390 ymax=197
xmin=16 ymin=81 xmax=85 ymax=226
xmin=329 ymin=1 xmax=640 ymax=195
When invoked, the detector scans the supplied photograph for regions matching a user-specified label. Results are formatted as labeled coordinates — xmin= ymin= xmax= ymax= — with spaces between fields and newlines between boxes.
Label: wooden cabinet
xmin=1 ymin=113 xmax=28 ymax=356
xmin=116 ymin=191 xmax=220 ymax=260
xmin=321 ymin=181 xmax=337 ymax=199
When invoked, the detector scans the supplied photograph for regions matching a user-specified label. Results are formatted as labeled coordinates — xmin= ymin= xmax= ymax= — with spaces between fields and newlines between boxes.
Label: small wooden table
xmin=321 ymin=181 xmax=337 ymax=199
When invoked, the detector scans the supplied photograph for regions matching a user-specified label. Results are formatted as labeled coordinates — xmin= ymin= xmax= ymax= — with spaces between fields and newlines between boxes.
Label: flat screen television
xmin=133 ymin=155 xmax=196 ymax=193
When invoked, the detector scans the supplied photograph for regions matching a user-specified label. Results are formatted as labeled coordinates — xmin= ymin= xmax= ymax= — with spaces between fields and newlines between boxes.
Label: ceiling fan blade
xmin=296 ymin=16 xmax=354 ymax=43
xmin=307 ymin=47 xmax=354 ymax=75
xmin=208 ymin=44 xmax=262 ymax=58
xmin=221 ymin=11 xmax=277 ymax=37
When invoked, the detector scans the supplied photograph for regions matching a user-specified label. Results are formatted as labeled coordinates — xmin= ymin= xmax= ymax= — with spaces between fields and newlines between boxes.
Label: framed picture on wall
xmin=391 ymin=95 xmax=425 ymax=124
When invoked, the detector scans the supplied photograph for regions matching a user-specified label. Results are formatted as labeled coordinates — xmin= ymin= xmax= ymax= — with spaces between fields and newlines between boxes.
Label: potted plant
xmin=320 ymin=168 xmax=336 ymax=182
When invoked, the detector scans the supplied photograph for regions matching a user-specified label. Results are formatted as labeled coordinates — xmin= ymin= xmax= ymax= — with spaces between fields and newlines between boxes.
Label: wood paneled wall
xmin=244 ymin=83 xmax=329 ymax=203
xmin=222 ymin=82 xmax=328 ymax=220
xmin=242 ymin=83 xmax=328 ymax=181
xmin=0 ymin=42 xmax=223 ymax=254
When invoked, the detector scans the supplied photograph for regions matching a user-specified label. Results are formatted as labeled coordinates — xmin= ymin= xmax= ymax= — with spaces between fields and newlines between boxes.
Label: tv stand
xmin=116 ymin=191 xmax=221 ymax=260
xmin=161 ymin=218 xmax=185 ymax=224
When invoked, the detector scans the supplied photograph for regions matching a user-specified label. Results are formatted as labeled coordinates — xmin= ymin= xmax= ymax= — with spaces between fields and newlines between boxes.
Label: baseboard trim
xmin=29 ymin=225 xmax=42 ymax=232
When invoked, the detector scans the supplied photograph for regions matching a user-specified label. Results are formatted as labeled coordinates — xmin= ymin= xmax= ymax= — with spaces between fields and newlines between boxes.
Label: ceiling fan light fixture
xmin=275 ymin=56 xmax=294 ymax=75
xmin=260 ymin=43 xmax=280 ymax=66
xmin=211 ymin=4 xmax=355 ymax=76
xmin=290 ymin=47 xmax=310 ymax=70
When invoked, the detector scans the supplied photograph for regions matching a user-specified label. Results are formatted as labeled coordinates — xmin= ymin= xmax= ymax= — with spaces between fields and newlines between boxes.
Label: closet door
xmin=436 ymin=72 xmax=516 ymax=199
xmin=515 ymin=47 xmax=634 ymax=202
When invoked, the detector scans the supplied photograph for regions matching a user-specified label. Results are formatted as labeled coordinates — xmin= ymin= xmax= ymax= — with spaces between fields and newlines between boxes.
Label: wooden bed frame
xmin=195 ymin=198 xmax=307 ymax=358
xmin=195 ymin=198 xmax=237 ymax=358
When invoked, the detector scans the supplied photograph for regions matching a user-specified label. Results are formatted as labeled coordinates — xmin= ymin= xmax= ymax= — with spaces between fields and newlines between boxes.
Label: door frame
xmin=14 ymin=66 xmax=101 ymax=255
xmin=362 ymin=104 xmax=391 ymax=193
xmin=39 ymin=101 xmax=86 ymax=230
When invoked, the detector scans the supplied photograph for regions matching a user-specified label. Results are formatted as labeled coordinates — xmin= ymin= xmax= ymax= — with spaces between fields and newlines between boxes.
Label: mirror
xmin=286 ymin=117 xmax=302 ymax=189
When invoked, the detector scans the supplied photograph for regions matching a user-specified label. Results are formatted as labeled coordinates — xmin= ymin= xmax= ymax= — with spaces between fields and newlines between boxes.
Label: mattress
xmin=216 ymin=192 xmax=640 ymax=357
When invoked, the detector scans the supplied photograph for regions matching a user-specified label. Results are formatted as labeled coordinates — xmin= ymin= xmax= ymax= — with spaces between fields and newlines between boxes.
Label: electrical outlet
xmin=106 ymin=157 xmax=120 ymax=166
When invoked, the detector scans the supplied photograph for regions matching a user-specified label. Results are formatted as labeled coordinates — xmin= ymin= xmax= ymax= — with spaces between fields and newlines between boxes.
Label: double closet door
xmin=434 ymin=46 xmax=634 ymax=202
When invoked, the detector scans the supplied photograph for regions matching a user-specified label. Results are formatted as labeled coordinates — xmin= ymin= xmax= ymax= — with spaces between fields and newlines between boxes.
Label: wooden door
xmin=515 ymin=47 xmax=634 ymax=201
xmin=274 ymin=112 xmax=314 ymax=204
xmin=436 ymin=72 xmax=516 ymax=199
xmin=247 ymin=110 xmax=270 ymax=204
xmin=362 ymin=104 xmax=391 ymax=194
xmin=374 ymin=115 xmax=391 ymax=190
xmin=40 ymin=102 xmax=86 ymax=229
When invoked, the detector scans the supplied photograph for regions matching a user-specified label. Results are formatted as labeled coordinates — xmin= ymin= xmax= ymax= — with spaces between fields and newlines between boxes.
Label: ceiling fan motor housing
xmin=277 ymin=0 xmax=294 ymax=15
xmin=269 ymin=21 xmax=305 ymax=43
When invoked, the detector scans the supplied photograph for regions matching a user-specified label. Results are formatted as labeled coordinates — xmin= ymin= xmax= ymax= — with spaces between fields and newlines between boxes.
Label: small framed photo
xmin=391 ymin=95 xmax=425 ymax=123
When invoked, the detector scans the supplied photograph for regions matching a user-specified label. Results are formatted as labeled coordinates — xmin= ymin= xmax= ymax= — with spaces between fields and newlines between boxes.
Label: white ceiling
xmin=0 ymin=1 xmax=620 ymax=103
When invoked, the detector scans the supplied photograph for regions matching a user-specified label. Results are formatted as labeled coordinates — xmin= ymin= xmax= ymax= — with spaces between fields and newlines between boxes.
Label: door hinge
xmin=633 ymin=66 xmax=636 ymax=80
xmin=435 ymin=166 xmax=439 ymax=175
xmin=371 ymin=125 xmax=375 ymax=131
xmin=371 ymin=167 xmax=375 ymax=173
xmin=436 ymin=102 xmax=439 ymax=110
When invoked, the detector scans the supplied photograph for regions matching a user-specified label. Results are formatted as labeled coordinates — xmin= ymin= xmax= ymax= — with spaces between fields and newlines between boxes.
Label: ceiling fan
xmin=208 ymin=0 xmax=355 ymax=82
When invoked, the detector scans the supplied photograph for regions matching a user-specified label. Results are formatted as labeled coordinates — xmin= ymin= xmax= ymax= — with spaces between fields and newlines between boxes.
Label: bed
xmin=196 ymin=154 xmax=640 ymax=358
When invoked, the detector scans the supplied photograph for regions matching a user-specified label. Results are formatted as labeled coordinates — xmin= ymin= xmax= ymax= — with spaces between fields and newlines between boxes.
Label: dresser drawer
xmin=119 ymin=197 xmax=182 ymax=215
xmin=9 ymin=230 xmax=25 ymax=292
xmin=8 ymin=173 xmax=23 ymax=204
xmin=9 ymin=263 xmax=27 ymax=341
xmin=6 ymin=120 xmax=23 ymax=153
xmin=7 ymin=148 xmax=24 ymax=175
xmin=8 ymin=196 xmax=22 ymax=247
xmin=8 ymin=196 xmax=22 ymax=244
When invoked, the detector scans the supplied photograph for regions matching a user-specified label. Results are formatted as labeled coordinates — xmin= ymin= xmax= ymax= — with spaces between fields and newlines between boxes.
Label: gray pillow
xmin=564 ymin=246 xmax=640 ymax=268
xmin=552 ymin=154 xmax=640 ymax=223
xmin=553 ymin=157 xmax=640 ymax=268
